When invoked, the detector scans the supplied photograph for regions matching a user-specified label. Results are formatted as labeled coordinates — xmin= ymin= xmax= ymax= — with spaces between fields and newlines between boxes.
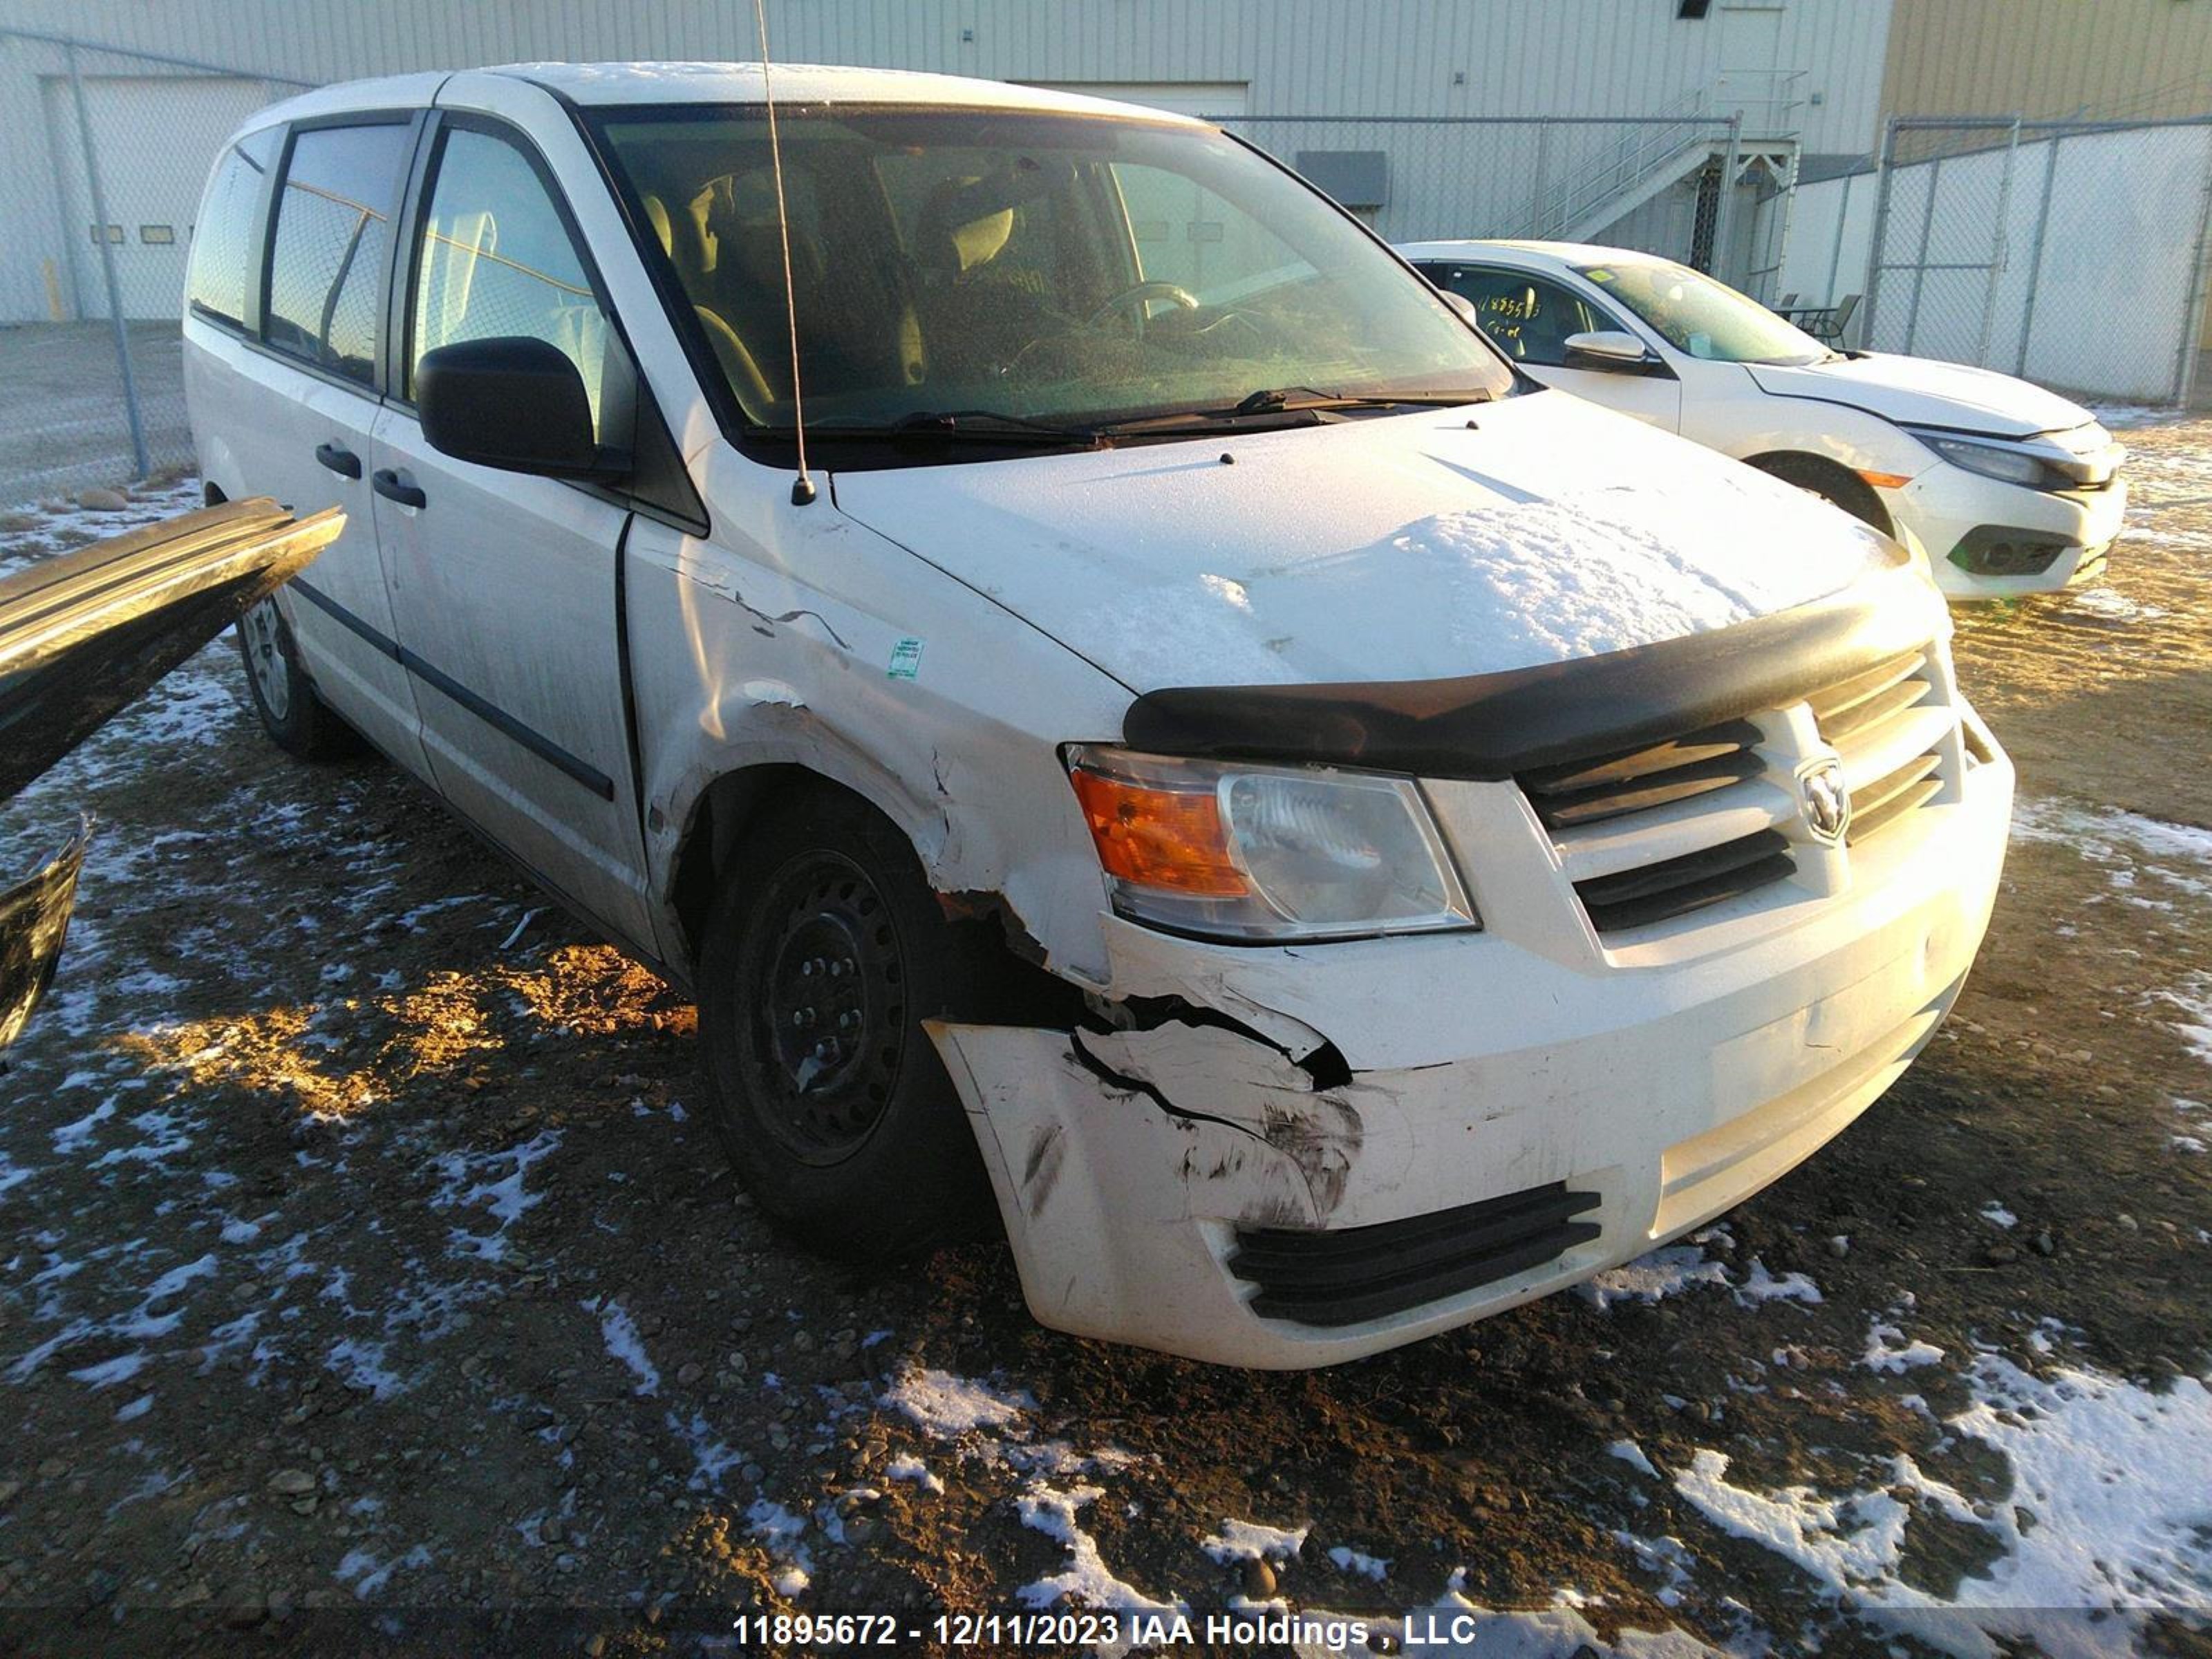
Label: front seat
xmin=909 ymin=176 xmax=1058 ymax=379
xmin=644 ymin=188 xmax=773 ymax=413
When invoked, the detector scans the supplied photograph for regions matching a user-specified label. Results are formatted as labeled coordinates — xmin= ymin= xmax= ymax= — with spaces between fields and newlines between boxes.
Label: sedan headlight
xmin=1065 ymin=745 xmax=1478 ymax=942
xmin=1902 ymin=427 xmax=2069 ymax=490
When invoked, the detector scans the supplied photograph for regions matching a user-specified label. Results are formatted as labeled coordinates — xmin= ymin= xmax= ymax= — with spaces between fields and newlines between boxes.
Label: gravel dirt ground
xmin=0 ymin=417 xmax=2209 ymax=1658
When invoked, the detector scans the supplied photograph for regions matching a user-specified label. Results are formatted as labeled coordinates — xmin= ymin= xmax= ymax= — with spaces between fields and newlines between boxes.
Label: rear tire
xmin=1747 ymin=451 xmax=1895 ymax=538
xmin=234 ymin=596 xmax=361 ymax=760
xmin=695 ymin=784 xmax=997 ymax=1260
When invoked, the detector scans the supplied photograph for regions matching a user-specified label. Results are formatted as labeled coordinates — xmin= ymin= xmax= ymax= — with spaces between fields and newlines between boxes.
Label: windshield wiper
xmin=754 ymin=409 xmax=1103 ymax=447
xmin=878 ymin=409 xmax=1104 ymax=444
xmin=1098 ymin=387 xmax=1496 ymax=434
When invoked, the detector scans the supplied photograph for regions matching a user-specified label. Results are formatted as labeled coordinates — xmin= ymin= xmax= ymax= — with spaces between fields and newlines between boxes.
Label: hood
xmin=1745 ymin=351 xmax=2092 ymax=439
xmin=830 ymin=392 xmax=1903 ymax=693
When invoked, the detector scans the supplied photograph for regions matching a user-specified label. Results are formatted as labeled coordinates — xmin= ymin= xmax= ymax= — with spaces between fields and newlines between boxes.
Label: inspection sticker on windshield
xmin=888 ymin=637 xmax=925 ymax=681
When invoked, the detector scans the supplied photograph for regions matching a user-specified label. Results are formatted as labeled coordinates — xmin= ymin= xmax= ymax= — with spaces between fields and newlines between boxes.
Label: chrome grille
xmin=1521 ymin=644 xmax=1959 ymax=937
xmin=1809 ymin=649 xmax=1951 ymax=845
xmin=1521 ymin=720 xmax=1798 ymax=932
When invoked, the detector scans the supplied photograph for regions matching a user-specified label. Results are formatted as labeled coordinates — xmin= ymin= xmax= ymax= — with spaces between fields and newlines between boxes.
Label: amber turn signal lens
xmin=1068 ymin=766 xmax=1249 ymax=897
xmin=1855 ymin=469 xmax=1913 ymax=491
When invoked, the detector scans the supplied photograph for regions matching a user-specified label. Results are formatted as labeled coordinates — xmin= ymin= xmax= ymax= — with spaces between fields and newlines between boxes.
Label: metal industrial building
xmin=0 ymin=0 xmax=1902 ymax=326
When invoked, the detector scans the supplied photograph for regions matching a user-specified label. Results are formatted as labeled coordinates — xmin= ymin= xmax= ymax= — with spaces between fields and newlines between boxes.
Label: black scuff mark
xmin=721 ymin=583 xmax=851 ymax=650
xmin=1068 ymin=1029 xmax=1254 ymax=1139
xmin=1259 ymin=1096 xmax=1363 ymax=1217
xmin=1020 ymin=1122 xmax=1065 ymax=1218
xmin=1069 ymin=1029 xmax=1362 ymax=1221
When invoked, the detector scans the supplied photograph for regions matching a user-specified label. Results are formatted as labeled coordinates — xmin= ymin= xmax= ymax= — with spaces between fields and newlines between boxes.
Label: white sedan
xmin=1398 ymin=239 xmax=2128 ymax=600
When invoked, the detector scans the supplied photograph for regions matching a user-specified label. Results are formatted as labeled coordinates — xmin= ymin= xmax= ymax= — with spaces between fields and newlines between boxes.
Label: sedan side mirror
xmin=1440 ymin=290 xmax=1483 ymax=328
xmin=418 ymin=337 xmax=630 ymax=482
xmin=1563 ymin=330 xmax=1665 ymax=373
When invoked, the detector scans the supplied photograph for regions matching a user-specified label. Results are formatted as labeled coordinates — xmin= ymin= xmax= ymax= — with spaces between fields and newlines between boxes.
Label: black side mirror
xmin=417 ymin=337 xmax=630 ymax=482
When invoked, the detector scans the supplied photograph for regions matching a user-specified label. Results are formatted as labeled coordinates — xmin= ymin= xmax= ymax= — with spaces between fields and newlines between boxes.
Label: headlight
xmin=1903 ymin=427 xmax=2065 ymax=489
xmin=1065 ymin=745 xmax=1478 ymax=942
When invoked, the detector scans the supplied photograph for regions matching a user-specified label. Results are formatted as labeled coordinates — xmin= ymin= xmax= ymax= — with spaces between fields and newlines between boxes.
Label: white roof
xmin=1394 ymin=238 xmax=1667 ymax=268
xmin=505 ymin=62 xmax=1207 ymax=120
xmin=245 ymin=72 xmax=452 ymax=134
xmin=250 ymin=62 xmax=1207 ymax=132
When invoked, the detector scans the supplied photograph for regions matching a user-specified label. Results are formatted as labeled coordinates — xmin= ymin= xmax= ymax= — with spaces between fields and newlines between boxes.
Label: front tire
xmin=234 ymin=597 xmax=359 ymax=760
xmin=696 ymin=785 xmax=997 ymax=1260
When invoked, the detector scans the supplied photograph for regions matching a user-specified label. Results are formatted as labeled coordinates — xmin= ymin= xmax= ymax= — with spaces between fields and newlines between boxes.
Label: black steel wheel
xmin=738 ymin=849 xmax=908 ymax=1165
xmin=697 ymin=783 xmax=997 ymax=1259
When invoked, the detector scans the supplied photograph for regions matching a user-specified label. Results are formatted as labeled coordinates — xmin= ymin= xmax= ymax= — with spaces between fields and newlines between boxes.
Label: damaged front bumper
xmin=930 ymin=751 xmax=2013 ymax=1368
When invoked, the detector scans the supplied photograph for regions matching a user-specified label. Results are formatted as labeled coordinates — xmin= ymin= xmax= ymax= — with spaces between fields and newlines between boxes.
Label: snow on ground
xmin=1201 ymin=1516 xmax=1311 ymax=1564
xmin=589 ymin=1297 xmax=661 ymax=1397
xmin=1327 ymin=1544 xmax=1390 ymax=1582
xmin=1015 ymin=1483 xmax=1183 ymax=1615
xmin=883 ymin=1452 xmax=944 ymax=1494
xmin=2162 ymin=973 xmax=2212 ymax=1069
xmin=1581 ymin=1230 xmax=1821 ymax=1313
xmin=880 ymin=1365 xmax=1034 ymax=1436
xmin=1672 ymin=1354 xmax=2212 ymax=1658
xmin=1580 ymin=1245 xmax=1733 ymax=1310
xmin=744 ymin=1499 xmax=814 ymax=1597
xmin=1294 ymin=1568 xmax=1730 ymax=1658
xmin=1862 ymin=1320 xmax=1946 ymax=1374
xmin=2011 ymin=796 xmax=2212 ymax=929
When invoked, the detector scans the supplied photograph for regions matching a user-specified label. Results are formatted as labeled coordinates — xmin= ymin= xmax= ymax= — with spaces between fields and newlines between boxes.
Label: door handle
xmin=371 ymin=469 xmax=426 ymax=509
xmin=314 ymin=441 xmax=361 ymax=479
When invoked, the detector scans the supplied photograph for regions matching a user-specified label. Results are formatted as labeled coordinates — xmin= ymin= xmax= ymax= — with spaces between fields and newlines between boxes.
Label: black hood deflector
xmin=1121 ymin=562 xmax=1940 ymax=780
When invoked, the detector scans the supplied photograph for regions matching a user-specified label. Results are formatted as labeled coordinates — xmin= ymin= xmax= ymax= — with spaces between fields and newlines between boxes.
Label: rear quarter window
xmin=186 ymin=126 xmax=280 ymax=327
xmin=263 ymin=120 xmax=415 ymax=386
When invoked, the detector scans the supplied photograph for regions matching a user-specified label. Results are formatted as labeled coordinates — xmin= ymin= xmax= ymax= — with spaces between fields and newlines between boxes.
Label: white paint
xmin=1396 ymin=238 xmax=2126 ymax=599
xmin=836 ymin=391 xmax=1900 ymax=689
xmin=167 ymin=66 xmax=2014 ymax=1371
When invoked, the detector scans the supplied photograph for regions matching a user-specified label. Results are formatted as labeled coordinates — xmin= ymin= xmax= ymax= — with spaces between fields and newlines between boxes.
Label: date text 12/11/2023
xmin=729 ymin=1611 xmax=1382 ymax=1649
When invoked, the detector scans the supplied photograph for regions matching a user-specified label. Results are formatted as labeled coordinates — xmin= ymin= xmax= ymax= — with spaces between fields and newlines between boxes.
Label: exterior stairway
xmin=1520 ymin=73 xmax=1801 ymax=245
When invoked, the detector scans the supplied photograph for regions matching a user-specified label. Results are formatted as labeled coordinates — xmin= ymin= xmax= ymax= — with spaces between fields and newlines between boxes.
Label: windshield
xmin=1571 ymin=258 xmax=1829 ymax=366
xmin=585 ymin=105 xmax=1513 ymax=438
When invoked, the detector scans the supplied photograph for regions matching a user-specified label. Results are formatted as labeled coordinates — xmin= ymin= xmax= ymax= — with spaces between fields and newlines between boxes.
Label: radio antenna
xmin=753 ymin=0 xmax=816 ymax=505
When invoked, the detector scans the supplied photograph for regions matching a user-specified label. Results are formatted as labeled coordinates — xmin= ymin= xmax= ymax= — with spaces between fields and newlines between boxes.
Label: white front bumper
xmin=1890 ymin=462 xmax=2128 ymax=599
xmin=931 ymin=742 xmax=2014 ymax=1369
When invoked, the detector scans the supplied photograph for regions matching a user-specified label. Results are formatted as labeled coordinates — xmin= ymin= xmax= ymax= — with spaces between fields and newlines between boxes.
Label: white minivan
xmin=185 ymin=64 xmax=2012 ymax=1367
xmin=1398 ymin=240 xmax=2129 ymax=601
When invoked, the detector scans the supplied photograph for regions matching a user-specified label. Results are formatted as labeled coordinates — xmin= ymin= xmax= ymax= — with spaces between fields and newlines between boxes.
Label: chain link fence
xmin=1783 ymin=115 xmax=2212 ymax=407
xmin=0 ymin=28 xmax=309 ymax=507
xmin=1865 ymin=116 xmax=2212 ymax=407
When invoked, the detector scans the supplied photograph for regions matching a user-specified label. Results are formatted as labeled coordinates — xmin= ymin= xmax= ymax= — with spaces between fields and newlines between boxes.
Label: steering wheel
xmin=1085 ymin=281 xmax=1199 ymax=327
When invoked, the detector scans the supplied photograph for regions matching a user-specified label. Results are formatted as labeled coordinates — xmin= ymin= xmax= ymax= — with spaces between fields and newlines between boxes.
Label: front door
xmin=1420 ymin=261 xmax=1683 ymax=431
xmin=368 ymin=116 xmax=653 ymax=946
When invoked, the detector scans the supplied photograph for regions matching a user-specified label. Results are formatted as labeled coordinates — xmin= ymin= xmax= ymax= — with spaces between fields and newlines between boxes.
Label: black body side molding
xmin=1121 ymin=563 xmax=1940 ymax=780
